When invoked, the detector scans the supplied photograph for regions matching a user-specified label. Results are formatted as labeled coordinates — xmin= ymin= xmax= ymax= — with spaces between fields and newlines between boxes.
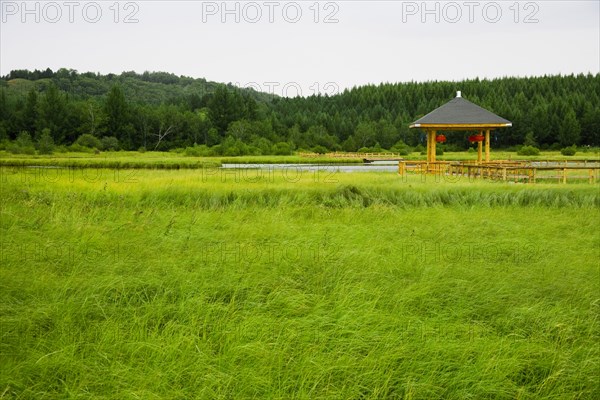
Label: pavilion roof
xmin=410 ymin=92 xmax=512 ymax=129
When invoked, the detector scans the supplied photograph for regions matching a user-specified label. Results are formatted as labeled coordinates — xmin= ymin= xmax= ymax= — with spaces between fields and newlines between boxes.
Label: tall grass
xmin=3 ymin=167 xmax=598 ymax=209
xmin=1 ymin=168 xmax=598 ymax=398
xmin=0 ymin=152 xmax=364 ymax=169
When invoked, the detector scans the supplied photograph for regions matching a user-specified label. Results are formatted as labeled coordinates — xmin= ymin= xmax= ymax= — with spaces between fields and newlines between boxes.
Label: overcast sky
xmin=1 ymin=0 xmax=598 ymax=96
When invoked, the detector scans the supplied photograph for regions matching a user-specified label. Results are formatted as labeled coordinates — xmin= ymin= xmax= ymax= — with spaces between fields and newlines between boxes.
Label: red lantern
xmin=435 ymin=134 xmax=446 ymax=143
xmin=468 ymin=135 xmax=484 ymax=143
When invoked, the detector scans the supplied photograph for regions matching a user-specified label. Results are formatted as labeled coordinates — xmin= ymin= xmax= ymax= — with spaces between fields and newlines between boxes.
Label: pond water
xmin=220 ymin=163 xmax=399 ymax=173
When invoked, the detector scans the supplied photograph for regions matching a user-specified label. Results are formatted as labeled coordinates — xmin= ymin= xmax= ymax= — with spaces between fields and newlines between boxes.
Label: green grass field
xmin=1 ymin=165 xmax=599 ymax=398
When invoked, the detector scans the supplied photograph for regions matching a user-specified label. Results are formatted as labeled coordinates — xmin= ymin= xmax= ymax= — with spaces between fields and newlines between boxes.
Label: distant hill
xmin=1 ymin=68 xmax=275 ymax=104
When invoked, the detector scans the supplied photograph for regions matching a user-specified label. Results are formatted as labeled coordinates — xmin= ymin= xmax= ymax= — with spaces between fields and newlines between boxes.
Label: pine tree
xmin=103 ymin=85 xmax=134 ymax=148
xmin=558 ymin=109 xmax=581 ymax=146
xmin=23 ymin=89 xmax=38 ymax=136
xmin=38 ymin=83 xmax=66 ymax=143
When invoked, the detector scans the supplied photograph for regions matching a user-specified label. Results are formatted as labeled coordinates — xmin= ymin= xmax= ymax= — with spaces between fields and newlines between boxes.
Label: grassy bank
xmin=0 ymin=152 xmax=365 ymax=169
xmin=1 ymin=170 xmax=599 ymax=398
xmin=1 ymin=150 xmax=598 ymax=170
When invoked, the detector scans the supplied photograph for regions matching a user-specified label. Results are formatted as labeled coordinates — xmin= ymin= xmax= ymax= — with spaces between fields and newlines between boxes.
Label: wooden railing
xmin=398 ymin=160 xmax=600 ymax=184
xmin=299 ymin=152 xmax=403 ymax=159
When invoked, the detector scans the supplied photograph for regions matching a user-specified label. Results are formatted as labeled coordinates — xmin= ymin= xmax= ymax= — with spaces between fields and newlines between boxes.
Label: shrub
xmin=390 ymin=140 xmax=412 ymax=155
xmin=414 ymin=144 xmax=425 ymax=153
xmin=69 ymin=143 xmax=95 ymax=153
xmin=251 ymin=137 xmax=273 ymax=155
xmin=272 ymin=142 xmax=292 ymax=155
xmin=76 ymin=134 xmax=102 ymax=149
xmin=101 ymin=136 xmax=120 ymax=151
xmin=37 ymin=128 xmax=55 ymax=155
xmin=467 ymin=147 xmax=476 ymax=153
xmin=138 ymin=146 xmax=147 ymax=153
xmin=436 ymin=147 xmax=444 ymax=156
xmin=184 ymin=144 xmax=212 ymax=157
xmin=312 ymin=145 xmax=329 ymax=154
xmin=517 ymin=145 xmax=540 ymax=156
xmin=8 ymin=132 xmax=36 ymax=154
xmin=219 ymin=137 xmax=249 ymax=156
xmin=16 ymin=131 xmax=34 ymax=148
xmin=247 ymin=145 xmax=262 ymax=156
xmin=560 ymin=145 xmax=577 ymax=156
xmin=7 ymin=143 xmax=35 ymax=155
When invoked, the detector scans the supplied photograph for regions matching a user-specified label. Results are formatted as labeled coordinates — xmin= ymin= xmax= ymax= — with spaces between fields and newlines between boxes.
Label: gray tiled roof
xmin=411 ymin=96 xmax=511 ymax=125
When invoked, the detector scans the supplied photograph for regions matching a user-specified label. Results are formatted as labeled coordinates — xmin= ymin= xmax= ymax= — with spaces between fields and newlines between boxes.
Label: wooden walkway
xmin=398 ymin=160 xmax=600 ymax=184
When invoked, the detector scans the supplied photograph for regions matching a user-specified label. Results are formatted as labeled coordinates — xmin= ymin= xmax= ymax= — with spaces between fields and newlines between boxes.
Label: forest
xmin=1 ymin=68 xmax=598 ymax=155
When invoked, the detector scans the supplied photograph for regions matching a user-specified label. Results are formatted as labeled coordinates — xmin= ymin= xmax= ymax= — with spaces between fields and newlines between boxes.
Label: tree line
xmin=0 ymin=69 xmax=598 ymax=155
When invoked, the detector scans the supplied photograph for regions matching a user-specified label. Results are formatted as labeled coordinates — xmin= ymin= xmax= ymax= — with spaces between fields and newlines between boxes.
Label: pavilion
xmin=409 ymin=91 xmax=512 ymax=163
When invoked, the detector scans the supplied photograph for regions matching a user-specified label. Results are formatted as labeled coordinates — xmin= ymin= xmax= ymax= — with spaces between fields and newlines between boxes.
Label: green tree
xmin=208 ymin=85 xmax=246 ymax=135
xmin=37 ymin=128 xmax=55 ymax=154
xmin=558 ymin=109 xmax=581 ymax=146
xmin=23 ymin=89 xmax=38 ymax=135
xmin=104 ymin=85 xmax=134 ymax=148
xmin=523 ymin=131 xmax=537 ymax=147
xmin=0 ymin=88 xmax=9 ymax=140
xmin=227 ymin=119 xmax=253 ymax=142
xmin=580 ymin=104 xmax=600 ymax=146
xmin=38 ymin=83 xmax=66 ymax=143
xmin=354 ymin=121 xmax=376 ymax=148
xmin=0 ymin=88 xmax=7 ymax=121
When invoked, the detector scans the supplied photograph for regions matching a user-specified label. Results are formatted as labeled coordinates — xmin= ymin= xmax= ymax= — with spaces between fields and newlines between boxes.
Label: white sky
xmin=1 ymin=1 xmax=598 ymax=97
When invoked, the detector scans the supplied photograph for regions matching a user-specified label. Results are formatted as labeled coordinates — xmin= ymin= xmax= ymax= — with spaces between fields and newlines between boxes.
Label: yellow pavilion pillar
xmin=477 ymin=130 xmax=483 ymax=164
xmin=430 ymin=130 xmax=437 ymax=163
xmin=484 ymin=129 xmax=491 ymax=163
xmin=426 ymin=130 xmax=434 ymax=163
xmin=426 ymin=130 xmax=431 ymax=162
